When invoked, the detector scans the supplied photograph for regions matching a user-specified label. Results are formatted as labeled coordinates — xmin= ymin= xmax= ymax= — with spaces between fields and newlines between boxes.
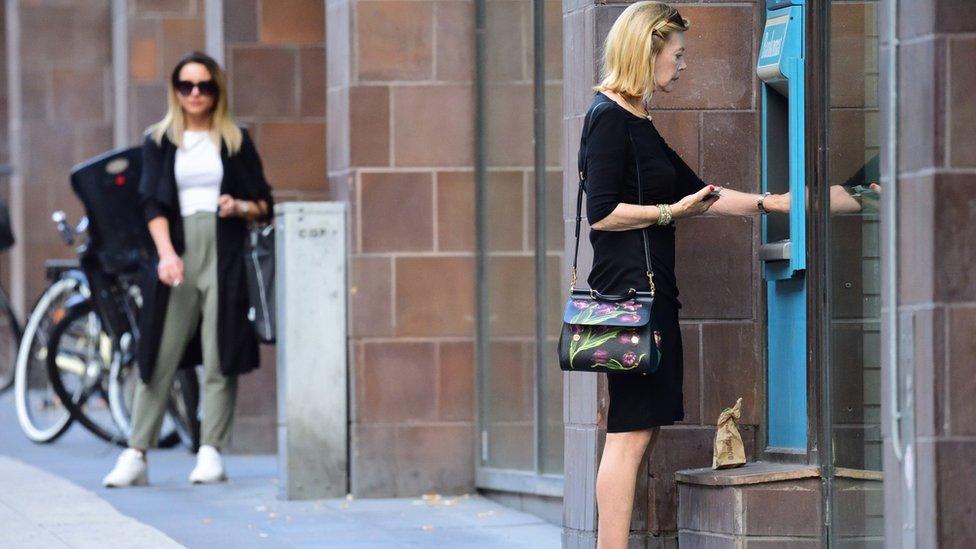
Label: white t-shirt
xmin=174 ymin=130 xmax=223 ymax=217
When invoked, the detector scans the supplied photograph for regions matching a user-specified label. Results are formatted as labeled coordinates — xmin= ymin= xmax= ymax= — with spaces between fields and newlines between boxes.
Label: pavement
xmin=0 ymin=391 xmax=561 ymax=548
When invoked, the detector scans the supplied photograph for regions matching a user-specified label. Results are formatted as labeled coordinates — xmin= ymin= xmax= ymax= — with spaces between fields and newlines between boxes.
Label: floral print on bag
xmin=563 ymin=298 xmax=649 ymax=327
xmin=566 ymin=323 xmax=663 ymax=371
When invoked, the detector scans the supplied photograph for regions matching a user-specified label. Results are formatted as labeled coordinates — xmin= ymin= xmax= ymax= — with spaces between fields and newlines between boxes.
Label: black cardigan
xmin=136 ymin=128 xmax=274 ymax=381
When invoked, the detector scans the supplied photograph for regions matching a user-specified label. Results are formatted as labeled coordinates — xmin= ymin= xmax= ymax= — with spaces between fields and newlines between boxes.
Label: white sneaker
xmin=103 ymin=448 xmax=148 ymax=488
xmin=189 ymin=445 xmax=227 ymax=484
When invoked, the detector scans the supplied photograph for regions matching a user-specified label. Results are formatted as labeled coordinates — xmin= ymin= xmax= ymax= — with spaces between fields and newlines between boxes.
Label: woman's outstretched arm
xmin=591 ymin=185 xmax=719 ymax=231
xmin=706 ymin=184 xmax=880 ymax=217
xmin=705 ymin=188 xmax=789 ymax=216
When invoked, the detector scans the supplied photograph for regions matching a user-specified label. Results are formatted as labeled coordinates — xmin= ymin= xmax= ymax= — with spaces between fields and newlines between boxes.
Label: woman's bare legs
xmin=596 ymin=427 xmax=661 ymax=549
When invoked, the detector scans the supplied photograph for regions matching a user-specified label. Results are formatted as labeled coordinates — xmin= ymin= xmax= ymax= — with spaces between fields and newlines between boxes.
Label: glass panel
xmin=479 ymin=0 xmax=564 ymax=477
xmin=539 ymin=0 xmax=565 ymax=475
xmin=541 ymin=172 xmax=564 ymax=474
xmin=827 ymin=0 xmax=884 ymax=545
xmin=482 ymin=0 xmax=536 ymax=472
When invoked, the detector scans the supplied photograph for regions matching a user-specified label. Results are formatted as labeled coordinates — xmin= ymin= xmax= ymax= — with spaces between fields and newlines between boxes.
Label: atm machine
xmin=758 ymin=0 xmax=807 ymax=451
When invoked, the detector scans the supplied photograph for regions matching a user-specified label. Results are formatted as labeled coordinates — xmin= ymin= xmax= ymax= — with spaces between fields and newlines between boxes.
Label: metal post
xmin=275 ymin=202 xmax=348 ymax=499
xmin=4 ymin=0 xmax=25 ymax=317
xmin=532 ymin=0 xmax=547 ymax=476
xmin=204 ymin=0 xmax=225 ymax=66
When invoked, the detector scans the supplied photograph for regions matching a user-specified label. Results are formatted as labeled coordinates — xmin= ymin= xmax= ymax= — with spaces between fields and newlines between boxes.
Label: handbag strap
xmin=573 ymin=100 xmax=656 ymax=296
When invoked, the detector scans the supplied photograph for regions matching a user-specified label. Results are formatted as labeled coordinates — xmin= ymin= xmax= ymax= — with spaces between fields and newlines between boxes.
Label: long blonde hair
xmin=596 ymin=2 xmax=690 ymax=107
xmin=149 ymin=51 xmax=243 ymax=155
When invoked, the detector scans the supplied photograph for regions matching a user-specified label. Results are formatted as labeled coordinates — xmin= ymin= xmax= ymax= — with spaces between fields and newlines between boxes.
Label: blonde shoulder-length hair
xmin=596 ymin=1 xmax=690 ymax=106
xmin=148 ymin=51 xmax=243 ymax=155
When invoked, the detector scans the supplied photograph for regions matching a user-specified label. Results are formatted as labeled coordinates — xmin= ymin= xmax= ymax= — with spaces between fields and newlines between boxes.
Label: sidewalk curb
xmin=0 ymin=456 xmax=183 ymax=548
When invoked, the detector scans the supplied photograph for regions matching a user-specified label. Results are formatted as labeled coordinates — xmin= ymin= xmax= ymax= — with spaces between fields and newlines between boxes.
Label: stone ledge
xmin=675 ymin=461 xmax=820 ymax=486
xmin=834 ymin=467 xmax=883 ymax=481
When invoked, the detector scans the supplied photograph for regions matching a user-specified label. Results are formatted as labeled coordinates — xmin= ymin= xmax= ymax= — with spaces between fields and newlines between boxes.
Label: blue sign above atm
xmin=766 ymin=0 xmax=804 ymax=8
xmin=758 ymin=15 xmax=789 ymax=70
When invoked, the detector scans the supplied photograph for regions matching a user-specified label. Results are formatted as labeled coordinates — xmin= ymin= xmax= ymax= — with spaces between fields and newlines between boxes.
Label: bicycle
xmin=44 ymin=254 xmax=197 ymax=449
xmin=17 ymin=147 xmax=199 ymax=448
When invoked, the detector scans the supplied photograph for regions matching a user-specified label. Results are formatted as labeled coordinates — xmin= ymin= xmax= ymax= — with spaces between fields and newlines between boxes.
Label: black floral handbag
xmin=557 ymin=106 xmax=662 ymax=375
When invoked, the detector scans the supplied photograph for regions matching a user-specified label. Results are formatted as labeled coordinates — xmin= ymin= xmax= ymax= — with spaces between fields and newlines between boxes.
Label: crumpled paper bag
xmin=712 ymin=397 xmax=746 ymax=470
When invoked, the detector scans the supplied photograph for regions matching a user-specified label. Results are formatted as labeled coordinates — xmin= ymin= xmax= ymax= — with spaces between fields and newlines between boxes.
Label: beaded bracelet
xmin=656 ymin=204 xmax=672 ymax=226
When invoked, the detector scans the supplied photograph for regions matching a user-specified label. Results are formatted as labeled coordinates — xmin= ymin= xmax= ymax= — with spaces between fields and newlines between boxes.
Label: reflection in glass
xmin=480 ymin=0 xmax=564 ymax=476
xmin=827 ymin=0 xmax=884 ymax=545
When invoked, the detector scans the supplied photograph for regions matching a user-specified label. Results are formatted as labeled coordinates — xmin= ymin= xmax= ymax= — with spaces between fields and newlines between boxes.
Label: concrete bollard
xmin=274 ymin=202 xmax=347 ymax=500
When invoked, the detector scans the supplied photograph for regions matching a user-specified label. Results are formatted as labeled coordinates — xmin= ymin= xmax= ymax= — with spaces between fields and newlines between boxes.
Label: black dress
xmin=582 ymin=92 xmax=705 ymax=432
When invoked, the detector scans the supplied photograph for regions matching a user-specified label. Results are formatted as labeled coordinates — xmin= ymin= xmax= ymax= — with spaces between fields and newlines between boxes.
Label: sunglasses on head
xmin=174 ymin=79 xmax=218 ymax=97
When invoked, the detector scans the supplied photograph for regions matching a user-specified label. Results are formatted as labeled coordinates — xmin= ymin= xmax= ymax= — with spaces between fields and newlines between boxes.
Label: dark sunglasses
xmin=174 ymin=79 xmax=218 ymax=97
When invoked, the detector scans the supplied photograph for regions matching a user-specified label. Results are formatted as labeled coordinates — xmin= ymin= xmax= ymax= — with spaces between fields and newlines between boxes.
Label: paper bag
xmin=712 ymin=397 xmax=746 ymax=470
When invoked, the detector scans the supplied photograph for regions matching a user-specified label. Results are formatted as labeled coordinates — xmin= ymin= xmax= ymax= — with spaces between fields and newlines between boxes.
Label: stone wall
xmin=9 ymin=0 xmax=113 ymax=305
xmin=883 ymin=0 xmax=976 ymax=545
xmin=221 ymin=0 xmax=327 ymax=453
xmin=126 ymin=0 xmax=206 ymax=143
xmin=327 ymin=0 xmax=478 ymax=496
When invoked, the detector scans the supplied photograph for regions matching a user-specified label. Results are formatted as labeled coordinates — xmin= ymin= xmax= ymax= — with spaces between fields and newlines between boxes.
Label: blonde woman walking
xmin=104 ymin=52 xmax=273 ymax=487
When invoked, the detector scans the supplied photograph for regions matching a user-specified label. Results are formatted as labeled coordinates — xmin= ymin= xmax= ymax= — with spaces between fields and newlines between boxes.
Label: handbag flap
xmin=563 ymin=296 xmax=652 ymax=327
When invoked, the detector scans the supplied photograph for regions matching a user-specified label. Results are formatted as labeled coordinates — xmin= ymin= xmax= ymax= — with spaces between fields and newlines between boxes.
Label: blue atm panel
xmin=758 ymin=4 xmax=807 ymax=451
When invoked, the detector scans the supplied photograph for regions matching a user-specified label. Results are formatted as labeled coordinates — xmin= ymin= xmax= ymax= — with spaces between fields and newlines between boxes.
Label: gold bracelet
xmin=656 ymin=204 xmax=672 ymax=226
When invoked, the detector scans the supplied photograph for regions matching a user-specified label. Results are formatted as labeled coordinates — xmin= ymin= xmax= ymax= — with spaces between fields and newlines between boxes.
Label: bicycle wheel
xmin=0 ymin=285 xmax=22 ymax=393
xmin=107 ymin=343 xmax=186 ymax=450
xmin=14 ymin=277 xmax=87 ymax=443
xmin=46 ymin=302 xmax=127 ymax=445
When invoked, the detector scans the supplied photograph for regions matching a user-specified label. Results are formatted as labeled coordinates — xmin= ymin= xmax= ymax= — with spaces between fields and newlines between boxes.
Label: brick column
xmin=327 ymin=0 xmax=478 ymax=497
xmin=561 ymin=1 xmax=764 ymax=546
xmin=883 ymin=0 xmax=976 ymax=545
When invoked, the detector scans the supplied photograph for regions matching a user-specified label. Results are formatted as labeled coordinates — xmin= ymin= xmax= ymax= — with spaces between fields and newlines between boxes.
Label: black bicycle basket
xmin=69 ymin=147 xmax=152 ymax=274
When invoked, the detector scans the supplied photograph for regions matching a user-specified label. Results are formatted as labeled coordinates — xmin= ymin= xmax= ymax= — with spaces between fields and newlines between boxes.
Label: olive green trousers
xmin=129 ymin=212 xmax=237 ymax=450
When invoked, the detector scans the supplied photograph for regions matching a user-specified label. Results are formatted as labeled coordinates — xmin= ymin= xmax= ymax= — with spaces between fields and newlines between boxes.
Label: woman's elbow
xmin=587 ymin=204 xmax=618 ymax=231
xmin=590 ymin=214 xmax=613 ymax=231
